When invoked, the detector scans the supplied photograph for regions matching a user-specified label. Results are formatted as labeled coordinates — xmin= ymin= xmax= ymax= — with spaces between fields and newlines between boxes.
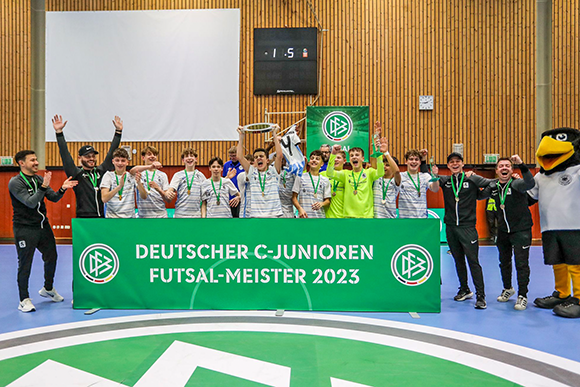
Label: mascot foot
xmin=533 ymin=291 xmax=570 ymax=309
xmin=553 ymin=297 xmax=580 ymax=318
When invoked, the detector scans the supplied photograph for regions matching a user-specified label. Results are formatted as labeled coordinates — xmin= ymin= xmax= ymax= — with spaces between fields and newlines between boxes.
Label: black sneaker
xmin=533 ymin=291 xmax=571 ymax=309
xmin=475 ymin=295 xmax=487 ymax=309
xmin=553 ymin=297 xmax=580 ymax=318
xmin=454 ymin=289 xmax=474 ymax=301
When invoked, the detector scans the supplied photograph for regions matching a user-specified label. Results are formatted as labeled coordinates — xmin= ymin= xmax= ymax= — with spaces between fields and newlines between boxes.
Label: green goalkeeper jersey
xmin=326 ymin=154 xmax=383 ymax=218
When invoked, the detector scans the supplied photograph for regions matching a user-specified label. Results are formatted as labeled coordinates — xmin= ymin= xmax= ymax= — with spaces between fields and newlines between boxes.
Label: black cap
xmin=446 ymin=152 xmax=463 ymax=162
xmin=78 ymin=145 xmax=99 ymax=157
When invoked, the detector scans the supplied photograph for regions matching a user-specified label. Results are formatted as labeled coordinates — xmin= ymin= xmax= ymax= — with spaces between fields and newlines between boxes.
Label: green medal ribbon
xmin=258 ymin=171 xmax=266 ymax=196
xmin=20 ymin=171 xmax=38 ymax=193
xmin=115 ymin=173 xmax=126 ymax=199
xmin=351 ymin=170 xmax=364 ymax=193
xmin=87 ymin=170 xmax=98 ymax=189
xmin=281 ymin=170 xmax=287 ymax=187
xmin=382 ymin=178 xmax=392 ymax=201
xmin=184 ymin=169 xmax=195 ymax=194
xmin=407 ymin=172 xmax=421 ymax=196
xmin=145 ymin=170 xmax=156 ymax=190
xmin=497 ymin=178 xmax=513 ymax=208
xmin=451 ymin=172 xmax=465 ymax=202
xmin=309 ymin=173 xmax=320 ymax=196
xmin=332 ymin=180 xmax=339 ymax=194
xmin=211 ymin=178 xmax=223 ymax=204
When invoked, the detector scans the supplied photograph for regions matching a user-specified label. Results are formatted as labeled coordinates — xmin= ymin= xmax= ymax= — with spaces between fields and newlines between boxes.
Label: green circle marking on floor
xmin=1 ymin=331 xmax=516 ymax=386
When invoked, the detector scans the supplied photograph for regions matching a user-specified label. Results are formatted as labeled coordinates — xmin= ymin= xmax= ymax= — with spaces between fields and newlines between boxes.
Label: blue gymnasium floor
xmin=1 ymin=244 xmax=579 ymax=386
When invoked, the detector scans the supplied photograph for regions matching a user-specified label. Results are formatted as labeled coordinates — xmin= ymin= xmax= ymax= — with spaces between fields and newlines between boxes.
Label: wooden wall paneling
xmin=1 ymin=1 xmax=30 ymax=158
xmin=6 ymin=0 xmax=580 ymax=168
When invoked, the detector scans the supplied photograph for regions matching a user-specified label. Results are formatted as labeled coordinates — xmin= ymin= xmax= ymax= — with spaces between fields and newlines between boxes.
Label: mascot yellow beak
xmin=536 ymin=136 xmax=575 ymax=171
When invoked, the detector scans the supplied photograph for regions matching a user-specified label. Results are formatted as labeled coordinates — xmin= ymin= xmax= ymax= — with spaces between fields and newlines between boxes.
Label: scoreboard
xmin=253 ymin=27 xmax=318 ymax=95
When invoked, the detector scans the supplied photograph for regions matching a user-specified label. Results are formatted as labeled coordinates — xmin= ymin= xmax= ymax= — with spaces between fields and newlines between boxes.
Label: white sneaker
xmin=514 ymin=295 xmax=528 ymax=310
xmin=18 ymin=298 xmax=36 ymax=312
xmin=497 ymin=288 xmax=515 ymax=302
xmin=39 ymin=287 xmax=64 ymax=302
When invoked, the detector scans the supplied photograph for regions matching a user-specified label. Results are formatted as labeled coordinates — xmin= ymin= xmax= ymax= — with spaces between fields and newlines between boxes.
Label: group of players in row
xmin=9 ymin=116 xmax=536 ymax=314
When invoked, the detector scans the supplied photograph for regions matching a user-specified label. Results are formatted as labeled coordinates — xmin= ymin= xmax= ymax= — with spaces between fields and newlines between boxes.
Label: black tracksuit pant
xmin=446 ymin=225 xmax=485 ymax=298
xmin=496 ymin=229 xmax=532 ymax=297
xmin=14 ymin=225 xmax=58 ymax=301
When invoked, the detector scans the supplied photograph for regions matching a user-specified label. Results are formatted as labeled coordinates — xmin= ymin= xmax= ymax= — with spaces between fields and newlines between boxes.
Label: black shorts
xmin=541 ymin=230 xmax=580 ymax=265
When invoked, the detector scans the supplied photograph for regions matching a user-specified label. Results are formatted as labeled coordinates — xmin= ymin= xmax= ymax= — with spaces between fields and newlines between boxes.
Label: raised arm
xmin=386 ymin=153 xmax=401 ymax=185
xmin=273 ymin=125 xmax=283 ymax=174
xmin=237 ymin=126 xmax=250 ymax=173
xmin=52 ymin=115 xmax=78 ymax=177
xmin=99 ymin=116 xmax=123 ymax=172
xmin=326 ymin=145 xmax=346 ymax=182
xmin=509 ymin=154 xmax=535 ymax=192
xmin=419 ymin=149 xmax=430 ymax=173
xmin=428 ymin=164 xmax=439 ymax=192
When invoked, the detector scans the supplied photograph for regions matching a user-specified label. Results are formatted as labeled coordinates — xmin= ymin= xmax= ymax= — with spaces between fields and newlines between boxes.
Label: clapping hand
xmin=61 ymin=176 xmax=78 ymax=190
xmin=42 ymin=171 xmax=52 ymax=188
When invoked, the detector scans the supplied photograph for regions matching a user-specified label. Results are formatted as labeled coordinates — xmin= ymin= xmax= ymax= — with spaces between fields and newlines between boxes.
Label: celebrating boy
xmin=100 ymin=148 xmax=147 ymax=218
xmin=236 ymin=125 xmax=284 ymax=218
xmin=167 ymin=148 xmax=207 ymax=218
xmin=292 ymin=150 xmax=331 ymax=218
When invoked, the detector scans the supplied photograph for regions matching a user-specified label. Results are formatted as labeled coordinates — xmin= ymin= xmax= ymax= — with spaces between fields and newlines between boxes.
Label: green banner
xmin=427 ymin=208 xmax=447 ymax=242
xmin=306 ymin=106 xmax=370 ymax=160
xmin=73 ymin=218 xmax=440 ymax=312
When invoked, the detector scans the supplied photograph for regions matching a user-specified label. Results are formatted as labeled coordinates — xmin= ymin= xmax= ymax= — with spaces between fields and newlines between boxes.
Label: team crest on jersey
xmin=463 ymin=182 xmax=469 ymax=188
xmin=559 ymin=174 xmax=572 ymax=186
xmin=348 ymin=173 xmax=366 ymax=184
xmin=18 ymin=240 xmax=26 ymax=248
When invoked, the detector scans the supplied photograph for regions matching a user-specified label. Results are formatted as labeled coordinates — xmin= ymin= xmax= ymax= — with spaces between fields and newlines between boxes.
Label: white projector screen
xmin=46 ymin=9 xmax=240 ymax=142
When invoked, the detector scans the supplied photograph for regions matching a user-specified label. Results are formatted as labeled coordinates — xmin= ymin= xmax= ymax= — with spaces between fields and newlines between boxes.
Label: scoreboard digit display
xmin=253 ymin=27 xmax=318 ymax=95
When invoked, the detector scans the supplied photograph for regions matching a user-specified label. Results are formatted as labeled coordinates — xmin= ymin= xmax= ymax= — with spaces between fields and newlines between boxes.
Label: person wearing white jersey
xmin=167 ymin=148 xmax=207 ymax=218
xmin=398 ymin=149 xmax=439 ymax=218
xmin=236 ymin=125 xmax=284 ymax=218
xmin=373 ymin=153 xmax=401 ymax=219
xmin=100 ymin=148 xmax=147 ymax=218
xmin=131 ymin=146 xmax=174 ymax=218
xmin=292 ymin=150 xmax=331 ymax=218
xmin=201 ymin=157 xmax=239 ymax=218
xmin=237 ymin=154 xmax=254 ymax=218
xmin=279 ymin=157 xmax=299 ymax=218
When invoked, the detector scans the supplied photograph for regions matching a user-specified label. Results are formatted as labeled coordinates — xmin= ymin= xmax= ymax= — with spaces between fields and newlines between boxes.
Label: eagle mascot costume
xmin=529 ymin=127 xmax=580 ymax=318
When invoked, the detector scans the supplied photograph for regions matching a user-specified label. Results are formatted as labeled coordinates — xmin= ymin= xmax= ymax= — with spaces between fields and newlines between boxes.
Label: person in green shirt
xmin=321 ymin=149 xmax=346 ymax=218
xmin=326 ymin=137 xmax=388 ymax=218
